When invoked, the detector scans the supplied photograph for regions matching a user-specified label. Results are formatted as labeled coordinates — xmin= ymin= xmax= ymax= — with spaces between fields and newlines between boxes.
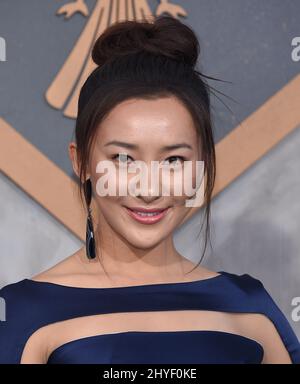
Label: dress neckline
xmin=23 ymin=270 xmax=228 ymax=291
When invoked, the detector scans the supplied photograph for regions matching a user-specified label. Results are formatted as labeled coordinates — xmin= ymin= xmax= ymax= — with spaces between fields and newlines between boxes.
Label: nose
xmin=137 ymin=192 xmax=161 ymax=204
xmin=128 ymin=160 xmax=165 ymax=204
xmin=135 ymin=179 xmax=162 ymax=203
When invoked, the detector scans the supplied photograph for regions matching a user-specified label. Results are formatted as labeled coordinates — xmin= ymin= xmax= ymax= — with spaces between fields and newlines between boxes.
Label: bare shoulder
xmin=181 ymin=259 xmax=221 ymax=281
xmin=30 ymin=247 xmax=89 ymax=285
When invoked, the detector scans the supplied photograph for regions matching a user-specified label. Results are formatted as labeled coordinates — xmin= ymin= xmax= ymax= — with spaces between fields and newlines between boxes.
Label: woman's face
xmin=78 ymin=96 xmax=201 ymax=249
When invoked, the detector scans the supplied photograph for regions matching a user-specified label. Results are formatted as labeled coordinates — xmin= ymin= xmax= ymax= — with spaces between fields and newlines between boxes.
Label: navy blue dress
xmin=0 ymin=270 xmax=299 ymax=364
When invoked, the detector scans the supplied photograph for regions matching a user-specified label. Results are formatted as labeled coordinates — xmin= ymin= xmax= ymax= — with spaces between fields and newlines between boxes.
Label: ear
xmin=68 ymin=141 xmax=81 ymax=179
xmin=69 ymin=141 xmax=91 ymax=182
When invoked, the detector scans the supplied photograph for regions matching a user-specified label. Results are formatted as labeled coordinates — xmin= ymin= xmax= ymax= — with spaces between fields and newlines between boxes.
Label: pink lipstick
xmin=124 ymin=206 xmax=170 ymax=225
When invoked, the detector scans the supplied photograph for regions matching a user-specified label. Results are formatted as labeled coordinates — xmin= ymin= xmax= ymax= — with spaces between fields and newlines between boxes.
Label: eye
xmin=161 ymin=156 xmax=186 ymax=166
xmin=111 ymin=153 xmax=134 ymax=164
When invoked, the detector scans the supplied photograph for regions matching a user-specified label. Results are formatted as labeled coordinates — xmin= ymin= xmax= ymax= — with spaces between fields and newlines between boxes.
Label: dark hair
xmin=75 ymin=15 xmax=217 ymax=275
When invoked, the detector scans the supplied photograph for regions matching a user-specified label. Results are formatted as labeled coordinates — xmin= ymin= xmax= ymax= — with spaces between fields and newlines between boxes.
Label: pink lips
xmin=124 ymin=206 xmax=170 ymax=225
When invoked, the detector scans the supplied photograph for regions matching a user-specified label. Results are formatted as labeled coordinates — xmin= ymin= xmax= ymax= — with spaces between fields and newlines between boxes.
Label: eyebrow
xmin=104 ymin=140 xmax=193 ymax=151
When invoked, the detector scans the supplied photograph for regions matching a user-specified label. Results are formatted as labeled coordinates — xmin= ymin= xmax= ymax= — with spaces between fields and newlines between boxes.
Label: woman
xmin=0 ymin=16 xmax=300 ymax=364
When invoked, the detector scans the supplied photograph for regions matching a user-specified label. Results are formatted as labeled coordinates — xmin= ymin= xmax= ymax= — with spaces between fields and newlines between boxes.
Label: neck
xmin=80 ymin=215 xmax=191 ymax=283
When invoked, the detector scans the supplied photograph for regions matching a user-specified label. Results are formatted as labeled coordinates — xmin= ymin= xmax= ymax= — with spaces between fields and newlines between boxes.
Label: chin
xmin=123 ymin=234 xmax=166 ymax=250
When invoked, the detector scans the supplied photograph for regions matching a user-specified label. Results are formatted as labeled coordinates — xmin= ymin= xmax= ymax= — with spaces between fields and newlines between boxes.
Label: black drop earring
xmin=84 ymin=178 xmax=96 ymax=260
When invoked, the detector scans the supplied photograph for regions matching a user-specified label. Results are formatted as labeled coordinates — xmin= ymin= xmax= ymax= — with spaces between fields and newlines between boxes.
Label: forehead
xmin=97 ymin=96 xmax=197 ymax=144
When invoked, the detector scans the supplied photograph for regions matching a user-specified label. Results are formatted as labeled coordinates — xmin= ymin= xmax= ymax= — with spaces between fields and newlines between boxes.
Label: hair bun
xmin=92 ymin=16 xmax=199 ymax=69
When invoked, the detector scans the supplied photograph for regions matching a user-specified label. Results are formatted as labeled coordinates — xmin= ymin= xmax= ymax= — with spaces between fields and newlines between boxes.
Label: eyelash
xmin=111 ymin=154 xmax=187 ymax=164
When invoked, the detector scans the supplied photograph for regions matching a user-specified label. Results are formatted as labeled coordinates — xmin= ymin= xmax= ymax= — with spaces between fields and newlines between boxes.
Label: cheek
xmin=161 ymin=162 xmax=201 ymax=199
xmin=93 ymin=195 xmax=124 ymax=231
xmin=93 ymin=162 xmax=138 ymax=199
